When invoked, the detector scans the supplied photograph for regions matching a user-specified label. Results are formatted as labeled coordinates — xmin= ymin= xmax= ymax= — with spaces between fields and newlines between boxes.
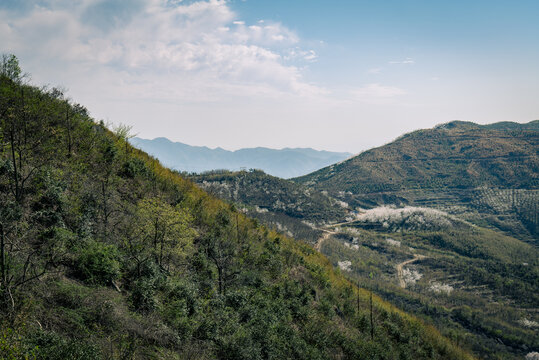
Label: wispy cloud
xmin=351 ymin=83 xmax=407 ymax=104
xmin=389 ymin=57 xmax=415 ymax=65
xmin=367 ymin=67 xmax=382 ymax=74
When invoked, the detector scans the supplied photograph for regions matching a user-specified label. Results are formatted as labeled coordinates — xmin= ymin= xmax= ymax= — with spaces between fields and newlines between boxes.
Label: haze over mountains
xmin=130 ymin=137 xmax=352 ymax=179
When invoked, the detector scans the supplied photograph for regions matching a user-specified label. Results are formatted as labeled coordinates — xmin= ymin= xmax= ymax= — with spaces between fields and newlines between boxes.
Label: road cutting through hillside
xmin=396 ymin=254 xmax=427 ymax=288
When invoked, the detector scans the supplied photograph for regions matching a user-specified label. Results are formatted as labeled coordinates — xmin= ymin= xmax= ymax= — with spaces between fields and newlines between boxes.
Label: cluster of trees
xmin=0 ymin=55 xmax=472 ymax=359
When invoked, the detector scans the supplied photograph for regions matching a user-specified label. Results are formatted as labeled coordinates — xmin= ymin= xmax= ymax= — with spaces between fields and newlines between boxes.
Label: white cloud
xmin=389 ymin=57 xmax=415 ymax=65
xmin=284 ymin=48 xmax=318 ymax=62
xmin=0 ymin=0 xmax=321 ymax=101
xmin=367 ymin=67 xmax=382 ymax=74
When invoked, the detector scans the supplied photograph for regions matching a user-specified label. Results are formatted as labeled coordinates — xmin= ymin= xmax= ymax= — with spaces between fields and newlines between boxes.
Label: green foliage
xmin=0 ymin=327 xmax=37 ymax=360
xmin=24 ymin=331 xmax=100 ymax=360
xmin=0 ymin=54 xmax=22 ymax=82
xmin=75 ymin=241 xmax=120 ymax=286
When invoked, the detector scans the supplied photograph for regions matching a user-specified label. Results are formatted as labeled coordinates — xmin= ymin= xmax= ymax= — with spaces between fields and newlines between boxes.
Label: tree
xmin=201 ymin=209 xmax=241 ymax=295
xmin=113 ymin=123 xmax=136 ymax=162
xmin=124 ymin=198 xmax=195 ymax=274
xmin=0 ymin=54 xmax=22 ymax=83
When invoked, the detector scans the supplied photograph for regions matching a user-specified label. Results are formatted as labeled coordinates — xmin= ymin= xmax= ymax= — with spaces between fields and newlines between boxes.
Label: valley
xmin=188 ymin=121 xmax=539 ymax=359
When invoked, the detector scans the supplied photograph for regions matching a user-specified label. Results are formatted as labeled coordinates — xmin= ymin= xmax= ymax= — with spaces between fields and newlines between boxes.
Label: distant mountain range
xmin=130 ymin=137 xmax=352 ymax=178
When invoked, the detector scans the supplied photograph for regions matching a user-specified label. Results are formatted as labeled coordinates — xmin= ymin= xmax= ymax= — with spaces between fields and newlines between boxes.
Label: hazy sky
xmin=1 ymin=0 xmax=538 ymax=152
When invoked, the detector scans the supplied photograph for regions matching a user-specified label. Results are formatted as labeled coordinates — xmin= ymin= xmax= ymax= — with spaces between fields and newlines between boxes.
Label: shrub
xmin=75 ymin=241 xmax=120 ymax=286
xmin=25 ymin=331 xmax=101 ymax=360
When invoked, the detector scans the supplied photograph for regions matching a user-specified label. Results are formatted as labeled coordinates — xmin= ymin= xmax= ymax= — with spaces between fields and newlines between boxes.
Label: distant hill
xmin=190 ymin=169 xmax=351 ymax=243
xmin=294 ymin=120 xmax=539 ymax=240
xmin=130 ymin=137 xmax=351 ymax=178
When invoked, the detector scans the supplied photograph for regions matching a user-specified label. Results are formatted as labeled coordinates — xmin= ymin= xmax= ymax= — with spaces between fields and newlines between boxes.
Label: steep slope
xmin=0 ymin=57 xmax=471 ymax=359
xmin=295 ymin=121 xmax=539 ymax=241
xmin=130 ymin=137 xmax=351 ymax=178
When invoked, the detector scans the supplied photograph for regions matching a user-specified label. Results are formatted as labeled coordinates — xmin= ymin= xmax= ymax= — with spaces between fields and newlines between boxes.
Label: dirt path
xmin=314 ymin=229 xmax=336 ymax=251
xmin=313 ymin=220 xmax=357 ymax=251
xmin=396 ymin=254 xmax=426 ymax=288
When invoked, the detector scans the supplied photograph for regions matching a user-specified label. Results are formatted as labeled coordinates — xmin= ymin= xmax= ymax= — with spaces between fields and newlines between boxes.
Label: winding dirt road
xmin=314 ymin=229 xmax=337 ymax=251
xmin=396 ymin=254 xmax=426 ymax=288
xmin=313 ymin=221 xmax=356 ymax=251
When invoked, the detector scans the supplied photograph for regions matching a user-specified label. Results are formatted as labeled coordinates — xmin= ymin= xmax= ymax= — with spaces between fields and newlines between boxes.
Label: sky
xmin=1 ymin=0 xmax=538 ymax=153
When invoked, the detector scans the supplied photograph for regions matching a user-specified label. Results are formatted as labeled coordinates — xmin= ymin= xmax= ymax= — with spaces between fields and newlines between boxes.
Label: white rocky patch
xmin=301 ymin=220 xmax=316 ymax=228
xmin=338 ymin=261 xmax=352 ymax=272
xmin=355 ymin=206 xmax=462 ymax=230
xmin=385 ymin=238 xmax=401 ymax=247
xmin=520 ymin=319 xmax=539 ymax=328
xmin=429 ymin=282 xmax=454 ymax=294
xmin=402 ymin=268 xmax=422 ymax=286
xmin=526 ymin=352 xmax=539 ymax=360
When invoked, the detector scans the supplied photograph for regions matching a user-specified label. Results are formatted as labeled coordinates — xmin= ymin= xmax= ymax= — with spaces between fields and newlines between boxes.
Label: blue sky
xmin=1 ymin=0 xmax=538 ymax=152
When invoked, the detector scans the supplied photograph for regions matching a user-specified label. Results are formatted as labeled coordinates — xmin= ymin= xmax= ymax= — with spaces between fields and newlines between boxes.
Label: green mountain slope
xmin=294 ymin=121 xmax=539 ymax=241
xmin=187 ymin=123 xmax=539 ymax=358
xmin=0 ymin=57 xmax=471 ymax=359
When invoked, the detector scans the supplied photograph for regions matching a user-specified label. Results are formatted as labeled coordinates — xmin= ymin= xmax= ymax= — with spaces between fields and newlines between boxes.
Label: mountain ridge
xmin=130 ymin=137 xmax=352 ymax=179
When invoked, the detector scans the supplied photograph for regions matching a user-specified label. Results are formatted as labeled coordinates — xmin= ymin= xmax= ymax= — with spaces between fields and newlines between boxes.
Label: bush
xmin=75 ymin=241 xmax=120 ymax=286
xmin=0 ymin=327 xmax=37 ymax=360
xmin=25 ymin=331 xmax=101 ymax=360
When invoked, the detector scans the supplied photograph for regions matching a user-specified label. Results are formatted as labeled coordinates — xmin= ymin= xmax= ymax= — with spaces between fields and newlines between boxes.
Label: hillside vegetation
xmin=188 ymin=124 xmax=539 ymax=358
xmin=294 ymin=120 xmax=539 ymax=241
xmin=0 ymin=56 xmax=473 ymax=359
xmin=190 ymin=170 xmax=350 ymax=243
xmin=317 ymin=213 xmax=539 ymax=359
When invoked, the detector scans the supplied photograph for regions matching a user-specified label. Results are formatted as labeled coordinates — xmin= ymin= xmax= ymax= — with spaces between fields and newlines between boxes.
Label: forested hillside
xmin=294 ymin=121 xmax=539 ymax=242
xmin=0 ymin=56 xmax=472 ymax=359
xmin=190 ymin=170 xmax=350 ymax=243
